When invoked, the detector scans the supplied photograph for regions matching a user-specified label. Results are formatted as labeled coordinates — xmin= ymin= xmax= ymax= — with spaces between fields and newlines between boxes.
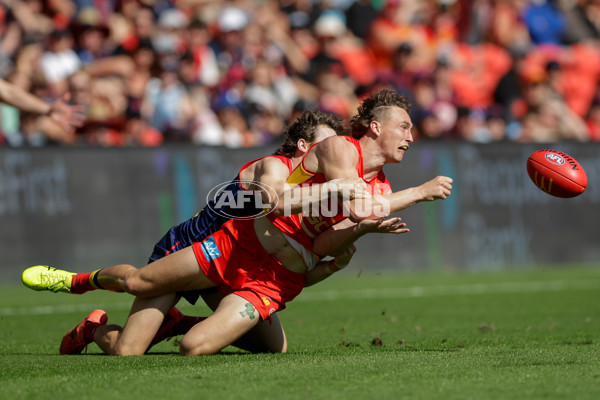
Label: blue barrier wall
xmin=1 ymin=143 xmax=598 ymax=283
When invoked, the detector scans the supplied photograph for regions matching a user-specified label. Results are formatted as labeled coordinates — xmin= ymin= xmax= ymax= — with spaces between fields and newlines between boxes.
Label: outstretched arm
xmin=314 ymin=136 xmax=453 ymax=222
xmin=0 ymin=79 xmax=86 ymax=131
xmin=306 ymin=216 xmax=410 ymax=286
xmin=343 ymin=176 xmax=453 ymax=222
xmin=305 ymin=244 xmax=356 ymax=287
xmin=313 ymin=216 xmax=408 ymax=257
xmin=0 ymin=77 xmax=54 ymax=114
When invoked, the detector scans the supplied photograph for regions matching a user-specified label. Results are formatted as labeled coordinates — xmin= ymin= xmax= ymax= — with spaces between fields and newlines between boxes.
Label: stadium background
xmin=1 ymin=0 xmax=599 ymax=281
xmin=1 ymin=142 xmax=597 ymax=284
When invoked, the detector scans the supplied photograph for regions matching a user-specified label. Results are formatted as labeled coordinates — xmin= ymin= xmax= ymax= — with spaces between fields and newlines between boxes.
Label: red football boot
xmin=59 ymin=309 xmax=108 ymax=354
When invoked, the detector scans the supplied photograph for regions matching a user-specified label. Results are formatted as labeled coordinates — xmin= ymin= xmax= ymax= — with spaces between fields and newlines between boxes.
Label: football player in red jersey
xmin=30 ymin=90 xmax=451 ymax=356
xmin=24 ymin=109 xmax=371 ymax=354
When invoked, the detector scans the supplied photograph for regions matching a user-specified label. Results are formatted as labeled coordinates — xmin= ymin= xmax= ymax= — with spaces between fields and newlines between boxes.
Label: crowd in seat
xmin=0 ymin=0 xmax=599 ymax=147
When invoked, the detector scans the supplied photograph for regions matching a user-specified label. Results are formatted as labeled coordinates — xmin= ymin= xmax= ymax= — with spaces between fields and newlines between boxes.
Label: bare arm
xmin=0 ymin=79 xmax=86 ymax=131
xmin=305 ymin=245 xmax=356 ymax=287
xmin=313 ymin=216 xmax=409 ymax=257
xmin=343 ymin=176 xmax=453 ymax=222
xmin=0 ymin=78 xmax=53 ymax=115
xmin=306 ymin=215 xmax=409 ymax=286
xmin=315 ymin=137 xmax=453 ymax=221
xmin=251 ymin=157 xmax=368 ymax=216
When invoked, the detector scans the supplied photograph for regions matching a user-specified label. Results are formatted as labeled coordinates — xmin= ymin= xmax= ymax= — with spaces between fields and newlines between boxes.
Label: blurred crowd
xmin=0 ymin=0 xmax=600 ymax=147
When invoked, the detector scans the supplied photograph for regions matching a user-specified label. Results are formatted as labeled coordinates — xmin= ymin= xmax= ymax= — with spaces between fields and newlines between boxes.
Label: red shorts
xmin=192 ymin=219 xmax=306 ymax=321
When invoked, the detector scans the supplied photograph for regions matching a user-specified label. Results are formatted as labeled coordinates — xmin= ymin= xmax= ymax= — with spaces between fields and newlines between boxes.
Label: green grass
xmin=1 ymin=266 xmax=599 ymax=400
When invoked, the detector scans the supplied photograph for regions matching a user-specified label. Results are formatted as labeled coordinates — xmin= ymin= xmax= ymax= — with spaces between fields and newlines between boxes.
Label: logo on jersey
xmin=200 ymin=237 xmax=222 ymax=261
xmin=206 ymin=180 xmax=277 ymax=220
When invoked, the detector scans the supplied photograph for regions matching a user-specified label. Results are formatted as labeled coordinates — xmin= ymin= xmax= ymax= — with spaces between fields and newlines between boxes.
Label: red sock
xmin=71 ymin=272 xmax=98 ymax=294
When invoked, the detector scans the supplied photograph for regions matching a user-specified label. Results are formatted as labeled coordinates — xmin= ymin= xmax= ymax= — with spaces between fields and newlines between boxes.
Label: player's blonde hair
xmin=350 ymin=90 xmax=411 ymax=139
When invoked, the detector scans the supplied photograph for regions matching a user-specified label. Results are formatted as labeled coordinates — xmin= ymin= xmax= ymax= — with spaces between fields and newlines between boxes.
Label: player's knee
xmin=278 ymin=341 xmax=287 ymax=353
xmin=112 ymin=341 xmax=146 ymax=356
xmin=179 ymin=333 xmax=221 ymax=356
xmin=257 ymin=339 xmax=286 ymax=354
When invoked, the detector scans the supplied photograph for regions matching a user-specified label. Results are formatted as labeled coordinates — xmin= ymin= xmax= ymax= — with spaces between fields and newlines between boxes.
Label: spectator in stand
xmin=123 ymin=109 xmax=163 ymax=146
xmin=122 ymin=38 xmax=155 ymax=120
xmin=518 ymin=74 xmax=589 ymax=142
xmin=112 ymin=3 xmax=156 ymax=56
xmin=213 ymin=93 xmax=254 ymax=148
xmin=375 ymin=42 xmax=416 ymax=98
xmin=558 ymin=0 xmax=600 ymax=44
xmin=493 ymin=46 xmax=529 ymax=124
xmin=142 ymin=58 xmax=194 ymax=142
xmin=244 ymin=59 xmax=293 ymax=144
xmin=452 ymin=106 xmax=505 ymax=143
xmin=345 ymin=0 xmax=379 ymax=40
xmin=0 ymin=0 xmax=598 ymax=147
xmin=302 ymin=11 xmax=361 ymax=120
xmin=184 ymin=18 xmax=219 ymax=88
xmin=73 ymin=8 xmax=111 ymax=65
xmin=39 ymin=29 xmax=81 ymax=96
xmin=212 ymin=6 xmax=250 ymax=88
xmin=522 ymin=0 xmax=567 ymax=45
xmin=368 ymin=0 xmax=429 ymax=71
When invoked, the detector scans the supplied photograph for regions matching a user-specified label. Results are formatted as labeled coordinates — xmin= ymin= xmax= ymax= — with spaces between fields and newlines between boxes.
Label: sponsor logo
xmin=261 ymin=297 xmax=271 ymax=306
xmin=545 ymin=152 xmax=565 ymax=166
xmin=200 ymin=237 xmax=222 ymax=261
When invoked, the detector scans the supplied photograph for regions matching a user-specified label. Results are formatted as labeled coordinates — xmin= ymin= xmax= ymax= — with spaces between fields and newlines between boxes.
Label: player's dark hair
xmin=350 ymin=89 xmax=411 ymax=139
xmin=274 ymin=110 xmax=345 ymax=157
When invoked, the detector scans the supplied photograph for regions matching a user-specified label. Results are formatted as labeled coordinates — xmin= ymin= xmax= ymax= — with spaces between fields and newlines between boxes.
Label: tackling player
xmin=23 ymin=109 xmax=369 ymax=353
xmin=49 ymin=89 xmax=451 ymax=356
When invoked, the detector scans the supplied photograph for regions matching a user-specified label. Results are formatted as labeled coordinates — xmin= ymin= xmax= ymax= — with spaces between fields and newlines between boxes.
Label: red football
xmin=526 ymin=149 xmax=587 ymax=198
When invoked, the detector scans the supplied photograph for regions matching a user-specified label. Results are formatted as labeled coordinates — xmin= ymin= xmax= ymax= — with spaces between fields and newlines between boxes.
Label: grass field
xmin=1 ymin=266 xmax=599 ymax=400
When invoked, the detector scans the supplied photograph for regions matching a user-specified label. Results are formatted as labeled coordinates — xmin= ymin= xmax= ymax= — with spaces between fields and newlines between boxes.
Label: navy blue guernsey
xmin=148 ymin=155 xmax=292 ymax=263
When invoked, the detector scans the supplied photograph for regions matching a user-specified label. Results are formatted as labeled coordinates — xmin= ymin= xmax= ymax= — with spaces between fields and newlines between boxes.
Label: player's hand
xmin=333 ymin=177 xmax=369 ymax=200
xmin=357 ymin=217 xmax=409 ymax=235
xmin=418 ymin=176 xmax=453 ymax=201
xmin=328 ymin=244 xmax=356 ymax=272
xmin=48 ymin=93 xmax=87 ymax=132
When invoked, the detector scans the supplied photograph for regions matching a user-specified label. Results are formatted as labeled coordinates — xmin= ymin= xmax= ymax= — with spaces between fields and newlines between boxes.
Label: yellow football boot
xmin=21 ymin=266 xmax=75 ymax=293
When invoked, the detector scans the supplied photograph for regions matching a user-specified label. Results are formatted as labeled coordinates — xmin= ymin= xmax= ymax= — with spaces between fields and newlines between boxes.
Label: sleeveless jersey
xmin=149 ymin=155 xmax=292 ymax=262
xmin=269 ymin=137 xmax=391 ymax=253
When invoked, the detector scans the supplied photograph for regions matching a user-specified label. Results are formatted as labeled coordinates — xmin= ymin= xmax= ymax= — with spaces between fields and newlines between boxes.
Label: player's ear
xmin=297 ymin=138 xmax=308 ymax=153
xmin=370 ymin=121 xmax=381 ymax=136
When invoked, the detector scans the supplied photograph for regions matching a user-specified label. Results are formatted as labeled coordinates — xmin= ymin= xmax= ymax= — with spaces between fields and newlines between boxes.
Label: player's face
xmin=310 ymin=125 xmax=337 ymax=145
xmin=378 ymin=107 xmax=413 ymax=163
